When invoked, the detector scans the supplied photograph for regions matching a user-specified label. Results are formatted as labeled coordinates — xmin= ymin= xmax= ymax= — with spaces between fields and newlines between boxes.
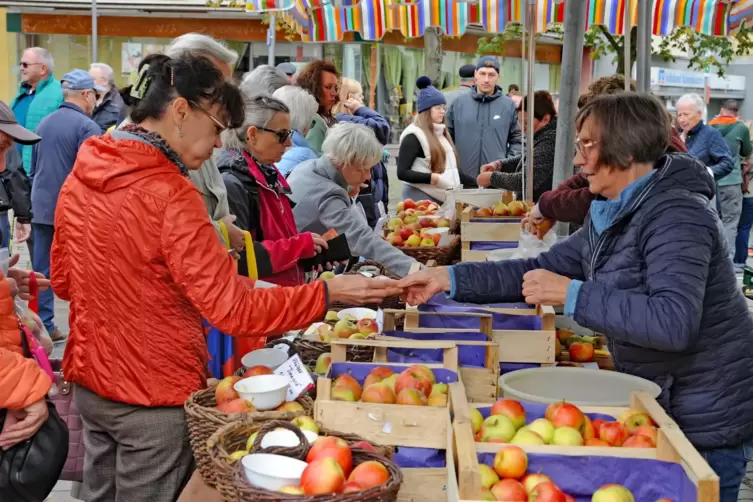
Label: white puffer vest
xmin=399 ymin=123 xmax=461 ymax=202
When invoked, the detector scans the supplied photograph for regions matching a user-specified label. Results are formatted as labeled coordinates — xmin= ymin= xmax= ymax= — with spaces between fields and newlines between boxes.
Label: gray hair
xmin=272 ymin=85 xmax=318 ymax=134
xmin=322 ymin=123 xmax=382 ymax=169
xmin=25 ymin=47 xmax=54 ymax=73
xmin=90 ymin=62 xmax=115 ymax=86
xmin=222 ymin=95 xmax=290 ymax=151
xmin=676 ymin=93 xmax=705 ymax=114
xmin=165 ymin=33 xmax=238 ymax=66
xmin=240 ymin=65 xmax=289 ymax=98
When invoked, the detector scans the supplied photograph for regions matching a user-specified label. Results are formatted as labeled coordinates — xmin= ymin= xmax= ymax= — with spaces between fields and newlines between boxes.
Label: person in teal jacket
xmin=11 ymin=47 xmax=64 ymax=174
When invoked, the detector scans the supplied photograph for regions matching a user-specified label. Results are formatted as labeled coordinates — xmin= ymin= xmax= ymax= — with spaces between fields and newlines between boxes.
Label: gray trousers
xmin=719 ymin=184 xmax=743 ymax=261
xmin=75 ymin=385 xmax=195 ymax=502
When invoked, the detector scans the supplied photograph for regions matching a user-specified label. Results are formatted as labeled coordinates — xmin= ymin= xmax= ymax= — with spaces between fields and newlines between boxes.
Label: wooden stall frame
xmin=404 ymin=304 xmax=556 ymax=365
xmin=454 ymin=391 xmax=719 ymax=502
xmin=460 ymin=205 xmax=528 ymax=263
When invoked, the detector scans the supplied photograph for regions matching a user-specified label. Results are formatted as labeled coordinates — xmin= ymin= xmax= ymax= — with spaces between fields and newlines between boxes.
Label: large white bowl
xmin=337 ymin=308 xmax=377 ymax=321
xmin=234 ymin=375 xmax=289 ymax=410
xmin=241 ymin=348 xmax=288 ymax=371
xmin=242 ymin=453 xmax=308 ymax=491
xmin=260 ymin=428 xmax=318 ymax=449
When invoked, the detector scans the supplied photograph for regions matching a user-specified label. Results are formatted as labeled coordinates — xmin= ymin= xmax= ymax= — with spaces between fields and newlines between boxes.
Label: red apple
xmin=598 ymin=421 xmax=628 ymax=447
xmin=406 ymin=364 xmax=436 ymax=384
xmin=550 ymin=403 xmax=586 ymax=432
xmin=476 ymin=207 xmax=493 ymax=217
xmin=333 ymin=374 xmax=363 ymax=400
xmin=633 ymin=424 xmax=658 ymax=444
xmin=363 ymin=367 xmax=394 ymax=388
xmin=395 ymin=368 xmax=433 ymax=398
xmin=493 ymin=445 xmax=528 ymax=480
xmin=568 ymin=342 xmax=595 ymax=362
xmin=585 ymin=438 xmax=610 ymax=447
xmin=245 ymin=365 xmax=273 ymax=376
xmin=396 ymin=387 xmax=428 ymax=406
xmin=386 ymin=233 xmax=404 ymax=247
xmin=361 ymin=382 xmax=396 ymax=404
xmin=623 ymin=411 xmax=654 ymax=435
xmin=356 ymin=318 xmax=378 ymax=336
xmin=216 ymin=398 xmax=255 ymax=414
xmin=582 ymin=416 xmax=596 ymax=441
xmin=349 ymin=440 xmax=376 ymax=452
xmin=490 ymin=399 xmax=526 ymax=430
xmin=545 ymin=402 xmax=563 ymax=422
xmin=521 ymin=473 xmax=552 ymax=493
xmin=315 ymin=443 xmax=354 ymax=477
xmin=301 ymin=457 xmax=345 ymax=495
xmin=403 ymin=199 xmax=416 ymax=210
xmin=622 ymin=434 xmax=655 ymax=448
xmin=307 ymin=436 xmax=348 ymax=463
xmin=419 ymin=217 xmax=437 ymax=228
xmin=342 ymin=481 xmax=363 ymax=493
xmin=490 ymin=479 xmax=528 ymax=501
xmin=214 ymin=376 xmax=241 ymax=404
xmin=529 ymin=481 xmax=566 ymax=501
xmin=348 ymin=461 xmax=390 ymax=489
xmin=399 ymin=227 xmax=415 ymax=241
xmin=591 ymin=419 xmax=607 ymax=434
xmin=564 ymin=494 xmax=576 ymax=502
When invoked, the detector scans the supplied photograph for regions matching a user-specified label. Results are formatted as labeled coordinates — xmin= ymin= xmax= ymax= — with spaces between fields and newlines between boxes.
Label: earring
xmin=178 ymin=128 xmax=184 ymax=138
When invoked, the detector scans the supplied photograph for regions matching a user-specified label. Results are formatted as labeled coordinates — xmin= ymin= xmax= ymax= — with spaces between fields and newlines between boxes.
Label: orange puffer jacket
xmin=51 ymin=133 xmax=327 ymax=407
xmin=0 ymin=275 xmax=52 ymax=410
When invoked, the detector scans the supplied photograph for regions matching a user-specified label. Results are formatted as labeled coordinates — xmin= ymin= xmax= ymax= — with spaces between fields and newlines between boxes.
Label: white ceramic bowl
xmin=234 ymin=375 xmax=289 ymax=411
xmin=260 ymin=428 xmax=318 ymax=449
xmin=424 ymin=227 xmax=450 ymax=235
xmin=241 ymin=348 xmax=288 ymax=371
xmin=337 ymin=308 xmax=378 ymax=321
xmin=242 ymin=453 xmax=308 ymax=491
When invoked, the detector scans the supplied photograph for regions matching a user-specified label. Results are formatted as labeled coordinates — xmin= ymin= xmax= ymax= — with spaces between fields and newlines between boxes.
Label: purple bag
xmin=49 ymin=359 xmax=84 ymax=482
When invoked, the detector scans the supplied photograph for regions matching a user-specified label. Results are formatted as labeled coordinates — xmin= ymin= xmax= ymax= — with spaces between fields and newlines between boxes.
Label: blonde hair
xmin=414 ymin=110 xmax=458 ymax=174
xmin=332 ymin=78 xmax=363 ymax=115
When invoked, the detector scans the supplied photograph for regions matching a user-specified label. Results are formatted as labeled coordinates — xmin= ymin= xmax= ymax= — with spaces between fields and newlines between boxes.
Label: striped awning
xmin=259 ymin=0 xmax=732 ymax=43
xmin=729 ymin=0 xmax=753 ymax=30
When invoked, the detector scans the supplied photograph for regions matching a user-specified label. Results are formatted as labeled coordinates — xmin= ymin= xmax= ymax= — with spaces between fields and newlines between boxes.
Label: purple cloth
xmin=329 ymin=362 xmax=458 ymax=384
xmin=501 ymin=362 xmax=541 ymax=374
xmin=477 ymin=452 xmax=697 ymax=501
xmin=383 ymin=330 xmax=487 ymax=368
xmin=470 ymin=218 xmax=523 ymax=223
xmin=470 ymin=241 xmax=519 ymax=251
xmin=474 ymin=400 xmax=615 ymax=423
xmin=394 ymin=447 xmax=447 ymax=468
xmin=417 ymin=295 xmax=541 ymax=331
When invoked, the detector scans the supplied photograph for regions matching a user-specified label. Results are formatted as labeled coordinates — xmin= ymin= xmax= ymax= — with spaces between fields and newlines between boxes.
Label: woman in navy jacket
xmin=400 ymin=93 xmax=753 ymax=502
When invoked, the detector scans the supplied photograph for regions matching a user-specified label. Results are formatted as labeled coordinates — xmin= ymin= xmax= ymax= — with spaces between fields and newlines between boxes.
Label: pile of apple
xmin=473 ymin=200 xmax=530 ymax=217
xmin=470 ymin=398 xmax=659 ymax=448
xmin=556 ymin=329 xmax=605 ymax=364
xmin=213 ymin=372 xmax=307 ymax=415
xmin=478 ymin=444 xmax=642 ymax=501
xmin=384 ymin=199 xmax=451 ymax=248
xmin=315 ymin=315 xmax=379 ymax=343
xmin=330 ymin=364 xmax=448 ymax=407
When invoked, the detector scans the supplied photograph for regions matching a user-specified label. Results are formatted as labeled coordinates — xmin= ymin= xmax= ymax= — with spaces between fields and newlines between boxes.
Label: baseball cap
xmin=459 ymin=64 xmax=475 ymax=79
xmin=277 ymin=62 xmax=297 ymax=76
xmin=61 ymin=69 xmax=106 ymax=92
xmin=476 ymin=56 xmax=500 ymax=73
xmin=0 ymin=100 xmax=40 ymax=145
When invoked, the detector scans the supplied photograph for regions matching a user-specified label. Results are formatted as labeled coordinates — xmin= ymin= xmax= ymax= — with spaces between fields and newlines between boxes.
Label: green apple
xmin=319 ymin=271 xmax=336 ymax=280
xmin=480 ymin=415 xmax=516 ymax=443
xmin=325 ymin=310 xmax=339 ymax=321
xmin=245 ymin=432 xmax=259 ymax=451
xmin=291 ymin=416 xmax=319 ymax=434
xmin=478 ymin=463 xmax=499 ymax=489
xmin=314 ymin=352 xmax=332 ymax=375
xmin=552 ymin=426 xmax=584 ymax=446
xmin=510 ymin=427 xmax=546 ymax=445
xmin=431 ymin=383 xmax=449 ymax=395
xmin=527 ymin=418 xmax=555 ymax=444
xmin=469 ymin=408 xmax=484 ymax=434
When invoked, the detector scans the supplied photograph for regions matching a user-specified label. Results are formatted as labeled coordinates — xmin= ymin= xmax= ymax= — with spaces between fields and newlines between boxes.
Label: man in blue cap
xmin=30 ymin=69 xmax=103 ymax=342
xmin=446 ymin=56 xmax=522 ymax=185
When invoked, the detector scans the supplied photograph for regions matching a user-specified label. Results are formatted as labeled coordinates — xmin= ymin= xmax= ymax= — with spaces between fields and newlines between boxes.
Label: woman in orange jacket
xmin=50 ymin=54 xmax=400 ymax=502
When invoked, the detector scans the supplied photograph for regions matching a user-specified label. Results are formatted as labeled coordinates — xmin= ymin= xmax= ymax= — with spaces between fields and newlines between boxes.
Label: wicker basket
xmin=185 ymin=384 xmax=314 ymax=488
xmin=236 ymin=339 xmax=299 ymax=377
xmin=329 ymin=261 xmax=404 ymax=311
xmin=210 ymin=419 xmax=394 ymax=502
xmin=398 ymin=236 xmax=460 ymax=266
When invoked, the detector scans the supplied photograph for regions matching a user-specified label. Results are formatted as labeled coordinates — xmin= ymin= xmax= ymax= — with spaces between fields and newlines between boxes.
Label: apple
xmin=349 ymin=333 xmax=367 ymax=340
xmin=582 ymin=416 xmax=596 ymax=441
xmin=511 ymin=428 xmax=546 ymax=445
xmin=314 ymin=443 xmax=354 ymax=477
xmin=214 ymin=376 xmax=241 ymax=404
xmin=395 ymin=367 xmax=433 ymax=397
xmin=356 ymin=318 xmax=379 ymax=336
xmin=386 ymin=233 xmax=404 ymax=246
xmin=427 ymin=393 xmax=448 ymax=407
xmin=407 ymin=222 xmax=422 ymax=233
xmin=361 ymin=382 xmax=396 ymax=404
xmin=436 ymin=217 xmax=451 ymax=228
xmin=228 ymin=450 xmax=248 ymax=462
xmin=317 ymin=324 xmax=336 ymax=342
xmin=491 ymin=479 xmax=528 ymax=501
xmin=245 ymin=365 xmax=273 ymax=376
xmin=406 ymin=364 xmax=436 ymax=384
xmin=343 ymin=481 xmax=363 ymax=493
xmin=399 ymin=227 xmax=415 ymax=241
xmin=387 ymin=217 xmax=403 ymax=231
xmin=545 ymin=402 xmax=563 ymax=422
xmin=404 ymin=215 xmax=419 ymax=226
xmin=470 ymin=408 xmax=484 ymax=434
xmin=619 ymin=408 xmax=656 ymax=426
xmin=591 ymin=484 xmax=635 ymax=502
xmin=479 ymin=487 xmax=496 ymax=501
xmin=622 ymin=435 xmax=655 ymax=448
xmin=420 ymin=237 xmax=436 ymax=247
xmin=564 ymin=494 xmax=576 ymax=502
xmin=556 ymin=329 xmax=574 ymax=344
xmin=314 ymin=353 xmax=332 ymax=375
xmin=414 ymin=211 xmax=426 ymax=217
xmin=550 ymin=403 xmax=586 ymax=432
xmin=381 ymin=374 xmax=398 ymax=392
xmin=291 ymin=416 xmax=320 ymax=434
xmin=278 ymin=485 xmax=304 ymax=494
xmin=396 ymin=387 xmax=428 ymax=406
xmin=493 ymin=445 xmax=528 ymax=479
xmin=403 ymin=199 xmax=417 ymax=210
xmin=476 ymin=207 xmax=493 ymax=217
xmin=479 ymin=415 xmax=516 ymax=443
xmin=396 ymin=201 xmax=405 ymax=212
xmin=334 ymin=319 xmax=357 ymax=339
xmin=404 ymin=234 xmax=421 ymax=247
xmin=492 ymin=202 xmax=509 ymax=216
xmin=527 ymin=418 xmax=555 ymax=444
xmin=633 ymin=424 xmax=658 ymax=444
xmin=529 ymin=481 xmax=566 ymax=501
xmin=307 ymin=436 xmax=348 ymax=463
xmin=568 ymin=342 xmax=595 ymax=362
xmin=521 ymin=473 xmax=552 ymax=493
xmin=364 ymin=367 xmax=394 ymax=388
xmin=623 ymin=412 xmax=653 ymax=435
xmin=431 ymin=383 xmax=448 ymax=395
xmin=333 ymin=374 xmax=363 ymax=400
xmin=419 ymin=217 xmax=437 ymax=229
xmin=301 ymin=457 xmax=345 ymax=495
xmin=478 ymin=463 xmax=499 ymax=489
xmin=508 ymin=200 xmax=526 ymax=217
xmin=591 ymin=419 xmax=607 ymax=434
xmin=276 ymin=401 xmax=305 ymax=413
xmin=585 ymin=438 xmax=610 ymax=446
xmin=217 ymin=398 xmax=255 ymax=414
xmin=245 ymin=431 xmax=259 ymax=450
xmin=490 ymin=399 xmax=526 ymax=430
xmin=350 ymin=440 xmax=377 ymax=452
xmin=598 ymin=421 xmax=628 ymax=447
xmin=332 ymin=386 xmax=357 ymax=402
xmin=348 ymin=460 xmax=390 ymax=489
xmin=319 ymin=271 xmax=336 ymax=280
xmin=552 ymin=426 xmax=584 ymax=446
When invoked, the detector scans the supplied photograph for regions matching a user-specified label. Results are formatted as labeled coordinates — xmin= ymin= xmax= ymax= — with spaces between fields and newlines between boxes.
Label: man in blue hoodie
xmin=446 ymin=56 xmax=522 ymax=184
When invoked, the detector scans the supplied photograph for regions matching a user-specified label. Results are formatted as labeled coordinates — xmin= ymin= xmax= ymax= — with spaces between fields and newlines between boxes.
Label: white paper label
xmin=274 ymin=354 xmax=315 ymax=401
xmin=376 ymin=308 xmax=384 ymax=333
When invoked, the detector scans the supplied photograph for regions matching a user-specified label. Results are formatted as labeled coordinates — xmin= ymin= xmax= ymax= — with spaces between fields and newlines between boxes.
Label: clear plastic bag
xmin=510 ymin=229 xmax=557 ymax=259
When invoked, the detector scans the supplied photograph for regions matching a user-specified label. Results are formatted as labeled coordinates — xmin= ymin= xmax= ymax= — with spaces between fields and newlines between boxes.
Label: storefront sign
xmin=651 ymin=67 xmax=746 ymax=92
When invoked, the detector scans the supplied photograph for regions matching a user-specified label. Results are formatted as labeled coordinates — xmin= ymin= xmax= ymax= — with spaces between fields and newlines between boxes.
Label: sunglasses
xmin=258 ymin=127 xmax=293 ymax=144
xmin=20 ymin=62 xmax=44 ymax=69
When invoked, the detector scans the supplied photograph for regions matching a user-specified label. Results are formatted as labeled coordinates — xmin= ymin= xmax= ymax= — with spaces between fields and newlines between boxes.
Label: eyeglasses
xmin=19 ymin=62 xmax=43 ymax=69
xmin=189 ymin=100 xmax=228 ymax=134
xmin=575 ymin=138 xmax=598 ymax=157
xmin=258 ymin=127 xmax=293 ymax=144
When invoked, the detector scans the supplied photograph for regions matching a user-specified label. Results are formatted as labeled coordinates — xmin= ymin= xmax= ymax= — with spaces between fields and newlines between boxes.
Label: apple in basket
xmin=334 ymin=319 xmax=357 ymax=339
xmin=348 ymin=461 xmax=390 ymax=489
xmin=386 ymin=232 xmax=403 ymax=247
xmin=278 ymin=486 xmax=304 ymax=494
xmin=357 ymin=318 xmax=379 ymax=336
xmin=350 ymin=441 xmax=377 ymax=452
xmin=291 ymin=416 xmax=320 ymax=434
xmin=420 ymin=237 xmax=436 ymax=247
xmin=361 ymin=382 xmax=396 ymax=404
xmin=490 ymin=398 xmax=526 ymax=430
xmin=333 ymin=374 xmax=363 ymax=400
xmin=301 ymin=457 xmax=346 ymax=495
xmin=245 ymin=365 xmax=273 ymax=377
xmin=493 ymin=445 xmax=528 ymax=479
xmin=216 ymin=398 xmax=255 ymax=414
xmin=490 ymin=479 xmax=528 ymax=501
xmin=307 ymin=436 xmax=348 ymax=462
xmin=311 ymin=441 xmax=353 ymax=477
xmin=314 ymin=353 xmax=332 ymax=375
xmin=276 ymin=401 xmax=305 ymax=413
xmin=364 ymin=367 xmax=394 ymax=388
xmin=215 ymin=376 xmax=241 ymax=404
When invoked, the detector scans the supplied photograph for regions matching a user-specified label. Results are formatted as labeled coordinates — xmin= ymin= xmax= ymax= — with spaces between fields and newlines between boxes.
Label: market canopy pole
xmin=92 ymin=0 xmax=98 ymax=62
xmin=623 ymin=0 xmax=631 ymax=88
xmin=268 ymin=13 xmax=277 ymax=65
xmin=636 ymin=0 xmax=651 ymax=91
xmin=525 ymin=0 xmax=536 ymax=203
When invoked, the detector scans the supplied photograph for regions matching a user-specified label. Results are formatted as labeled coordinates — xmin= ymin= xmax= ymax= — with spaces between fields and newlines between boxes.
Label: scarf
xmin=121 ymin=124 xmax=188 ymax=176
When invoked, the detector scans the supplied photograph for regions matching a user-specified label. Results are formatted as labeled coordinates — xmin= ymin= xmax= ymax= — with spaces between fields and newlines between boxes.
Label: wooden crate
xmin=453 ymin=392 xmax=719 ymax=502
xmin=459 ymin=205 xmax=527 ymax=263
xmin=405 ymin=304 xmax=557 ymax=365
xmin=382 ymin=309 xmax=499 ymax=404
xmin=316 ymin=338 xmax=464 ymax=502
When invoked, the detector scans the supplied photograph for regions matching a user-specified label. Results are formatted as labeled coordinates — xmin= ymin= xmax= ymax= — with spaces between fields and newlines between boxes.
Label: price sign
xmin=274 ymin=354 xmax=314 ymax=401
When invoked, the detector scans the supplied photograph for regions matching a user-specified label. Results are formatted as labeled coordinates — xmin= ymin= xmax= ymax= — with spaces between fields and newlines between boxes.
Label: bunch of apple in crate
xmin=385 ymin=199 xmax=451 ymax=248
xmin=315 ymin=314 xmax=379 ymax=343
xmin=479 ymin=444 xmax=644 ymax=501
xmin=331 ymin=364 xmax=448 ymax=407
xmin=470 ymin=398 xmax=659 ymax=448
xmin=556 ymin=329 xmax=609 ymax=364
xmin=473 ymin=200 xmax=531 ymax=217
xmin=213 ymin=372 xmax=307 ymax=415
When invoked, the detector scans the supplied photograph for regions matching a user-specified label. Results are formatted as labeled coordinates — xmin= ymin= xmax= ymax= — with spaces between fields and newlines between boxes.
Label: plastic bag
xmin=510 ymin=229 xmax=557 ymax=259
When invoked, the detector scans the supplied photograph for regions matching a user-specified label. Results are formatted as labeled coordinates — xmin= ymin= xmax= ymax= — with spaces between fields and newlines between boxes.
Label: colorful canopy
xmin=729 ymin=0 xmax=753 ymax=30
xmin=246 ymin=0 xmax=735 ymax=42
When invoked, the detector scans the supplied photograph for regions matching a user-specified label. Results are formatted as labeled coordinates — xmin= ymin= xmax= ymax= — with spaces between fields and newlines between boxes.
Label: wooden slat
xmin=474 ymin=442 xmax=657 ymax=459
xmin=399 ymin=468 xmax=450 ymax=502
xmin=494 ymin=329 xmax=555 ymax=363
xmin=461 ymin=221 xmax=521 ymax=243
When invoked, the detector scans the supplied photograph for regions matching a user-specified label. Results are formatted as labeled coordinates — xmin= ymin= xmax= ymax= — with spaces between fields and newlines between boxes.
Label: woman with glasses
xmin=399 ymin=93 xmax=753 ymax=502
xmin=51 ymin=54 xmax=402 ymax=502
xmin=218 ymin=94 xmax=328 ymax=286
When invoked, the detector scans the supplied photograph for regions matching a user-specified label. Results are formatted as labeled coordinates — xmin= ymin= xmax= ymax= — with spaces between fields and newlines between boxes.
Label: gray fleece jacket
xmin=287 ymin=156 xmax=417 ymax=277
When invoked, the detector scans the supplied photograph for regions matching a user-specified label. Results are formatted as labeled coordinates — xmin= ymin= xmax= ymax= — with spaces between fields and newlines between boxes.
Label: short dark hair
xmin=722 ymin=99 xmax=740 ymax=112
xmin=576 ymin=92 xmax=670 ymax=170
xmin=578 ymin=74 xmax=636 ymax=109
xmin=131 ymin=54 xmax=244 ymax=129
xmin=508 ymin=84 xmax=519 ymax=92
xmin=521 ymin=91 xmax=557 ymax=121
xmin=295 ymin=59 xmax=340 ymax=115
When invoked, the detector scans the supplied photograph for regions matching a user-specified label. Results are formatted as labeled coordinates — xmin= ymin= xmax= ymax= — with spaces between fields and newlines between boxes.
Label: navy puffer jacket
xmin=452 ymin=153 xmax=753 ymax=449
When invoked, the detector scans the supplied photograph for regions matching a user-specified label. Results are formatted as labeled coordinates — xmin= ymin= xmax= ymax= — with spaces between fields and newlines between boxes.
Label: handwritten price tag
xmin=274 ymin=354 xmax=314 ymax=401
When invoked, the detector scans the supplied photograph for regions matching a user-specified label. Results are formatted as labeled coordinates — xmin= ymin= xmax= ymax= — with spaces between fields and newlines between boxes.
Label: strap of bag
xmin=28 ymin=271 xmax=39 ymax=315
xmin=217 ymin=220 xmax=258 ymax=281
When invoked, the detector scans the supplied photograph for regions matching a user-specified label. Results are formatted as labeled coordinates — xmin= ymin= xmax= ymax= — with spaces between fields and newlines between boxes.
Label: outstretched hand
xmin=325 ymin=275 xmax=404 ymax=306
xmin=521 ymin=269 xmax=570 ymax=306
xmin=397 ymin=267 xmax=452 ymax=306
